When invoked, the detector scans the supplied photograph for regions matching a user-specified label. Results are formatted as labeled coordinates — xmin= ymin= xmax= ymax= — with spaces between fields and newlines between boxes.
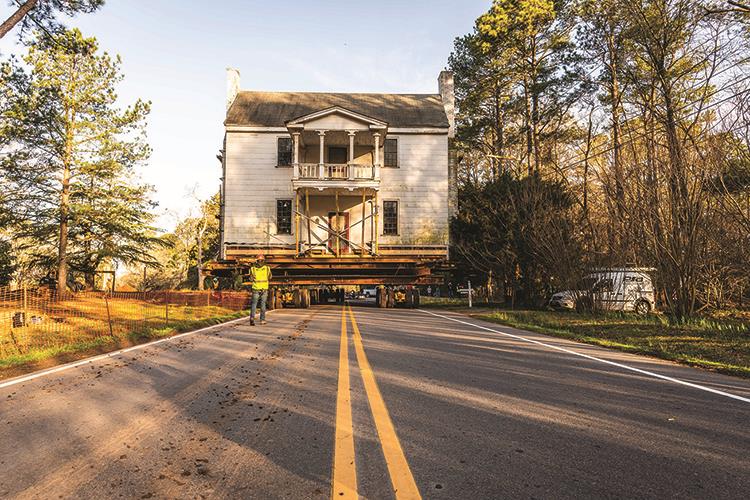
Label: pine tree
xmin=1 ymin=29 xmax=155 ymax=292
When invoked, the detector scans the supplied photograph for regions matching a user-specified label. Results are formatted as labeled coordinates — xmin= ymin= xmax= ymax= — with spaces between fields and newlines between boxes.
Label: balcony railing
xmin=294 ymin=163 xmax=379 ymax=182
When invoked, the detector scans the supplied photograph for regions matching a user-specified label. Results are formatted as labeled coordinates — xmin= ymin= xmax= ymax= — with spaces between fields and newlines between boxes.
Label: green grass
xmin=421 ymin=298 xmax=750 ymax=378
xmin=0 ymin=311 xmax=246 ymax=371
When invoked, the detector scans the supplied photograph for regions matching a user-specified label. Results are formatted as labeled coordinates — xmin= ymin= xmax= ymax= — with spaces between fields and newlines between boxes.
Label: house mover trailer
xmin=205 ymin=68 xmax=457 ymax=308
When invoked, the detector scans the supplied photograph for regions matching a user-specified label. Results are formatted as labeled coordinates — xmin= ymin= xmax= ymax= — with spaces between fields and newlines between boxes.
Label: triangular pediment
xmin=286 ymin=106 xmax=387 ymax=129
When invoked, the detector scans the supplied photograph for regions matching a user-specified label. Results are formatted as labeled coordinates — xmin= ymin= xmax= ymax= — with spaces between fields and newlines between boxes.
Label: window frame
xmin=276 ymin=198 xmax=293 ymax=235
xmin=383 ymin=137 xmax=398 ymax=168
xmin=382 ymin=199 xmax=399 ymax=236
xmin=276 ymin=136 xmax=293 ymax=167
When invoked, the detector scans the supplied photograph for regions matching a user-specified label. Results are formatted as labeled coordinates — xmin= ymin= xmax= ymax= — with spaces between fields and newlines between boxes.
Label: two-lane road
xmin=1 ymin=305 xmax=749 ymax=499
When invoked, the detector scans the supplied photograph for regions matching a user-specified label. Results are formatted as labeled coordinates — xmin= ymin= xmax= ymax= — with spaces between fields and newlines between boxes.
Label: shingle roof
xmin=226 ymin=91 xmax=449 ymax=128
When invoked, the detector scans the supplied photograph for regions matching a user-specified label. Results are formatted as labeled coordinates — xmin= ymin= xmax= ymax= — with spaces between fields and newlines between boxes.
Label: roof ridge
xmin=236 ymin=90 xmax=441 ymax=97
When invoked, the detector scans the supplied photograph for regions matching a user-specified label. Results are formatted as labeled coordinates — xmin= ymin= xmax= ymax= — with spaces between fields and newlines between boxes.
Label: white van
xmin=549 ymin=268 xmax=656 ymax=314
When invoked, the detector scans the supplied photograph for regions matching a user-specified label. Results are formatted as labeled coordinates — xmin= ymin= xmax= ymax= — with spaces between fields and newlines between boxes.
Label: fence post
xmin=207 ymin=290 xmax=210 ymax=307
xmin=468 ymin=280 xmax=473 ymax=308
xmin=104 ymin=292 xmax=114 ymax=337
xmin=23 ymin=284 xmax=27 ymax=319
xmin=165 ymin=290 xmax=170 ymax=326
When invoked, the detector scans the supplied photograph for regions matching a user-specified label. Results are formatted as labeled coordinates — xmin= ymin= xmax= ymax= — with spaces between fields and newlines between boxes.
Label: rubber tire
xmin=376 ymin=287 xmax=386 ymax=308
xmin=302 ymin=289 xmax=310 ymax=308
xmin=413 ymin=288 xmax=420 ymax=308
xmin=293 ymin=289 xmax=302 ymax=308
xmin=405 ymin=289 xmax=414 ymax=308
xmin=634 ymin=299 xmax=651 ymax=315
xmin=387 ymin=289 xmax=395 ymax=308
xmin=268 ymin=288 xmax=276 ymax=310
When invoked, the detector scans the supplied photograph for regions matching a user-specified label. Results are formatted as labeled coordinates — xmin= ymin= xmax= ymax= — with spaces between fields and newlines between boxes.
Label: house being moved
xmin=209 ymin=69 xmax=456 ymax=306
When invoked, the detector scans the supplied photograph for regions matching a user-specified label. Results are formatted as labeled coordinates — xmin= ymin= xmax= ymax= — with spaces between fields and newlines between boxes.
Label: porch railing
xmin=294 ymin=163 xmax=379 ymax=181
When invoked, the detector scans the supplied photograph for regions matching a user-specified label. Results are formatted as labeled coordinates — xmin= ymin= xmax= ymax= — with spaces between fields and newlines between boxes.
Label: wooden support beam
xmin=335 ymin=190 xmax=340 ymax=257
xmin=295 ymin=190 xmax=300 ymax=255
xmin=374 ymin=190 xmax=379 ymax=255
xmin=361 ymin=189 xmax=366 ymax=254
xmin=305 ymin=188 xmax=311 ymax=255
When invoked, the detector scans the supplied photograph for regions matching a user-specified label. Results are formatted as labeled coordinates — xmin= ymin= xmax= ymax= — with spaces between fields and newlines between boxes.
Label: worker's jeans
xmin=251 ymin=289 xmax=268 ymax=321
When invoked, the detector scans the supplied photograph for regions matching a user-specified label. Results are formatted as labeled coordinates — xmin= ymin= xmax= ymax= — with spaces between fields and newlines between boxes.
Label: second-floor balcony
xmin=284 ymin=105 xmax=390 ymax=191
xmin=294 ymin=163 xmax=379 ymax=181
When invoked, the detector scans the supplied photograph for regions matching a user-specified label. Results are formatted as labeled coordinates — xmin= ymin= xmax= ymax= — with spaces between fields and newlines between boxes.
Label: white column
xmin=292 ymin=132 xmax=300 ymax=179
xmin=318 ymin=130 xmax=326 ymax=178
xmin=373 ymin=132 xmax=380 ymax=165
xmin=348 ymin=131 xmax=356 ymax=162
xmin=348 ymin=131 xmax=356 ymax=180
xmin=372 ymin=132 xmax=381 ymax=180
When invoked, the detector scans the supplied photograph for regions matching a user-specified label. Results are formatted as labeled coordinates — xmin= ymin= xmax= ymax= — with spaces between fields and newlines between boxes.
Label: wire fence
xmin=0 ymin=286 xmax=251 ymax=359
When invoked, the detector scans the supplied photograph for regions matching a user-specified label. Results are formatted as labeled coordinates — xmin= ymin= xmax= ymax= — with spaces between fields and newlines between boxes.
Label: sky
xmin=1 ymin=0 xmax=488 ymax=232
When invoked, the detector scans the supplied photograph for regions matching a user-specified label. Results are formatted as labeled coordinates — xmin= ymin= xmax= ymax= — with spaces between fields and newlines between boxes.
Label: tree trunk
xmin=523 ymin=78 xmax=533 ymax=176
xmin=609 ymin=35 xmax=625 ymax=223
xmin=0 ymin=0 xmax=38 ymax=39
xmin=197 ymin=235 xmax=204 ymax=291
xmin=57 ymin=162 xmax=71 ymax=294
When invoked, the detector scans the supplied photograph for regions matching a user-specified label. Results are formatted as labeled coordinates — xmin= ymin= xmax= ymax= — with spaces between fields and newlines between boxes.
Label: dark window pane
xmin=384 ymin=138 xmax=398 ymax=167
xmin=328 ymin=147 xmax=347 ymax=164
xmin=277 ymin=199 xmax=292 ymax=234
xmin=277 ymin=137 xmax=292 ymax=166
xmin=383 ymin=200 xmax=398 ymax=235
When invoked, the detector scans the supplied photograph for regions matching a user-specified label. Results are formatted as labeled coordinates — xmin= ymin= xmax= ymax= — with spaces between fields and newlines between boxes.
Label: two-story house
xmin=214 ymin=68 xmax=455 ymax=298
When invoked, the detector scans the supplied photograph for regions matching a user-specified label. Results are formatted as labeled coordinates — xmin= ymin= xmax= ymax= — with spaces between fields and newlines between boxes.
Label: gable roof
xmin=226 ymin=91 xmax=449 ymax=129
xmin=286 ymin=105 xmax=388 ymax=128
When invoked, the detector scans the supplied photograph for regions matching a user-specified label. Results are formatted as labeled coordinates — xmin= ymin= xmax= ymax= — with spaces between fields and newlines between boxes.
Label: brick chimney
xmin=226 ymin=67 xmax=241 ymax=111
xmin=438 ymin=70 xmax=455 ymax=138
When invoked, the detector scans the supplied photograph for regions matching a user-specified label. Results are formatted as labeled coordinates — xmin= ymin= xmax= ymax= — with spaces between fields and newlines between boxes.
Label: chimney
xmin=438 ymin=70 xmax=455 ymax=138
xmin=226 ymin=67 xmax=241 ymax=111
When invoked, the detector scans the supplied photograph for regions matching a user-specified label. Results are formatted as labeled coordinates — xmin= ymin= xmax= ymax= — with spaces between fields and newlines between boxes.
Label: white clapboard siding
xmin=223 ymin=131 xmax=449 ymax=247
xmin=224 ymin=132 xmax=295 ymax=245
xmin=378 ymin=134 xmax=449 ymax=245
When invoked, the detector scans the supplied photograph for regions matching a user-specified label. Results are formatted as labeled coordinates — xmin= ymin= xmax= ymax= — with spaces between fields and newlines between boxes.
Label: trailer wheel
xmin=413 ymin=288 xmax=420 ymax=308
xmin=301 ymin=289 xmax=310 ymax=308
xmin=387 ymin=288 xmax=396 ymax=308
xmin=268 ymin=288 xmax=276 ymax=310
xmin=293 ymin=289 xmax=302 ymax=308
xmin=376 ymin=287 xmax=386 ymax=308
xmin=405 ymin=288 xmax=418 ymax=308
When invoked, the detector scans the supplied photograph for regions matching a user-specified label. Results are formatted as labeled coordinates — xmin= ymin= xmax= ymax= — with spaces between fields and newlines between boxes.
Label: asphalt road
xmin=1 ymin=304 xmax=749 ymax=499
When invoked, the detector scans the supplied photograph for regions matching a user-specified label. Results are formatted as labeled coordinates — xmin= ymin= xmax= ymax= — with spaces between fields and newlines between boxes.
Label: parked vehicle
xmin=361 ymin=287 xmax=377 ymax=298
xmin=549 ymin=268 xmax=655 ymax=314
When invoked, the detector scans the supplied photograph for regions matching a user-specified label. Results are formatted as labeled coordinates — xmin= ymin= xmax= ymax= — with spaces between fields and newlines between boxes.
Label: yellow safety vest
xmin=251 ymin=265 xmax=271 ymax=290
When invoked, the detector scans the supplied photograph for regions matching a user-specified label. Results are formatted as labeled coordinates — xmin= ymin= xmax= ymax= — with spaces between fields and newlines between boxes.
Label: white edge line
xmin=418 ymin=309 xmax=750 ymax=405
xmin=0 ymin=310 xmax=278 ymax=390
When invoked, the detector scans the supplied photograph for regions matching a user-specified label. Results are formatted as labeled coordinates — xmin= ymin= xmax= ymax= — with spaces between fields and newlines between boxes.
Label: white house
xmin=218 ymin=69 xmax=455 ymax=283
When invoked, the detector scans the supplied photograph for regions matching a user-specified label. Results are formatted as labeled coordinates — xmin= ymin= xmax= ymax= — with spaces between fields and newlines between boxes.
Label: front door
xmin=328 ymin=211 xmax=350 ymax=255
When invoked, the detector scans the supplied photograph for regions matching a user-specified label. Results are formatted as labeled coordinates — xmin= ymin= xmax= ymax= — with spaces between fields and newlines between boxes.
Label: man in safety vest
xmin=249 ymin=254 xmax=272 ymax=326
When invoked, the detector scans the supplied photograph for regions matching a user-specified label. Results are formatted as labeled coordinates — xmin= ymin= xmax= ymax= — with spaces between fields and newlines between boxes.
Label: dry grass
xmin=420 ymin=297 xmax=750 ymax=377
xmin=0 ymin=290 xmax=249 ymax=369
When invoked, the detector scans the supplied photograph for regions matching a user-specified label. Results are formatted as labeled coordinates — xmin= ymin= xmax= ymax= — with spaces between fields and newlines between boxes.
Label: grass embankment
xmin=420 ymin=297 xmax=750 ymax=377
xmin=0 ymin=296 xmax=247 ymax=377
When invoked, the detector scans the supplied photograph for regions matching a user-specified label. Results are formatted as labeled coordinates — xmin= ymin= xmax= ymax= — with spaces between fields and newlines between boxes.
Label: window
xmin=277 ymin=137 xmax=292 ymax=166
xmin=383 ymin=200 xmax=398 ymax=235
xmin=276 ymin=199 xmax=292 ymax=234
xmin=384 ymin=138 xmax=398 ymax=167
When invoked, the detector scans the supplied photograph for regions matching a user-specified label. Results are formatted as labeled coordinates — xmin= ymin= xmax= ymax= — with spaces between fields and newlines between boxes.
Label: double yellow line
xmin=332 ymin=304 xmax=421 ymax=500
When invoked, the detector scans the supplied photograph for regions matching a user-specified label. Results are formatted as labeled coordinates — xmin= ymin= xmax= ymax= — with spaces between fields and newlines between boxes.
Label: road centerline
xmin=332 ymin=304 xmax=357 ymax=499
xmin=348 ymin=305 xmax=422 ymax=500
xmin=419 ymin=308 xmax=750 ymax=404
